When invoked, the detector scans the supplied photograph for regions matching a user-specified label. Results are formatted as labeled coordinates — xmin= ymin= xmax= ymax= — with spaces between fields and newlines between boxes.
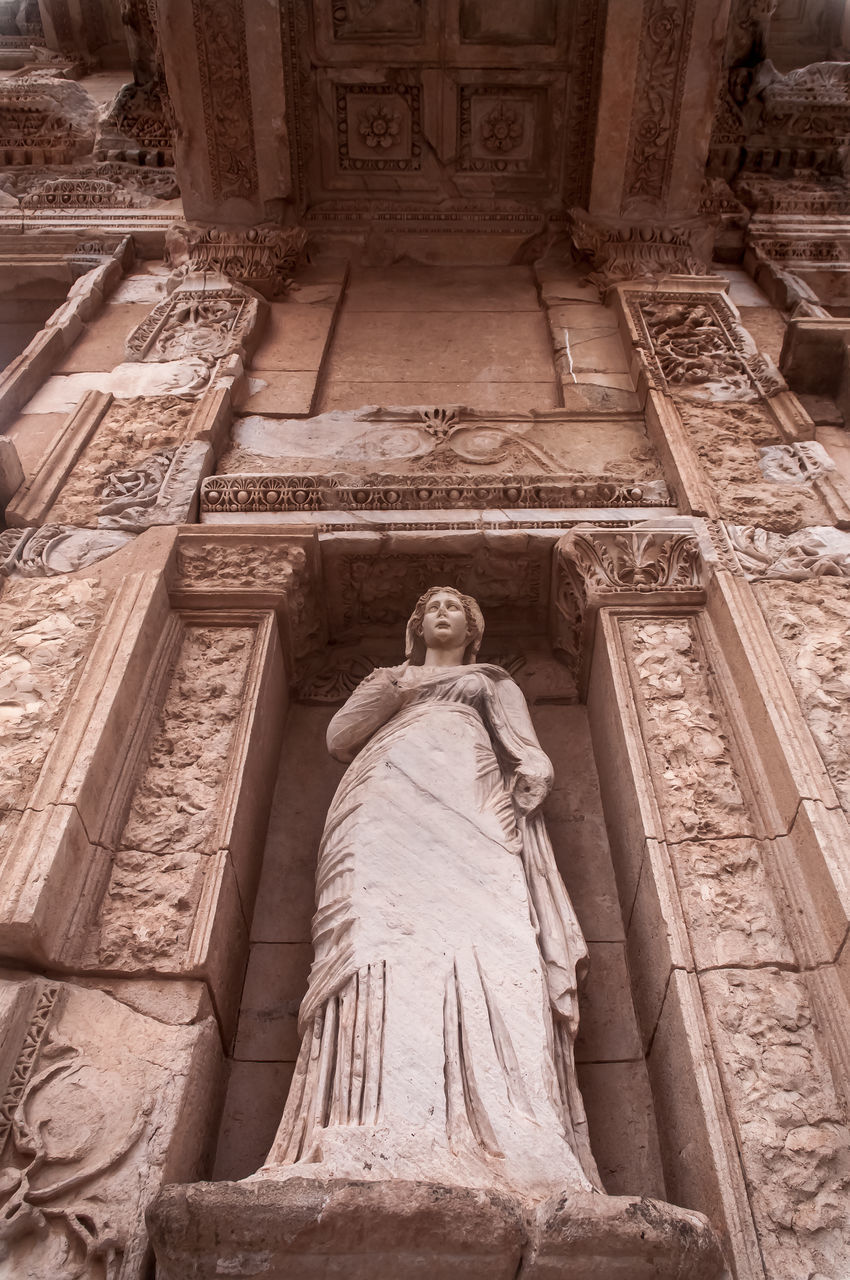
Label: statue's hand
xmin=375 ymin=668 xmax=416 ymax=707
xmin=512 ymin=751 xmax=553 ymax=815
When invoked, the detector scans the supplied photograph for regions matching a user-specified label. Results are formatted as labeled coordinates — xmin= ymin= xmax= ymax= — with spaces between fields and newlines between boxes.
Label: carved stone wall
xmin=1 ymin=6 xmax=850 ymax=1269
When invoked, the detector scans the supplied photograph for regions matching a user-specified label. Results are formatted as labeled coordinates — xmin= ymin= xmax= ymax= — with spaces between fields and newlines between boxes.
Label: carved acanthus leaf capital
xmin=166 ymin=222 xmax=307 ymax=297
xmin=569 ymin=208 xmax=712 ymax=292
xmin=551 ymin=526 xmax=706 ymax=685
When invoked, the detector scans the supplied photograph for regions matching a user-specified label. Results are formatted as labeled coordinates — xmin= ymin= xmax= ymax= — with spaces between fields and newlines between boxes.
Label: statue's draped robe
xmin=266 ymin=663 xmax=600 ymax=1199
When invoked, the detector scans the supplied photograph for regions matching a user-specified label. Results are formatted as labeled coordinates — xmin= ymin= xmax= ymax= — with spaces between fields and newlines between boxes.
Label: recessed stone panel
xmin=458 ymin=86 xmax=547 ymax=173
xmin=330 ymin=0 xmax=424 ymax=42
xmin=458 ymin=0 xmax=556 ymax=46
xmin=336 ymin=83 xmax=422 ymax=171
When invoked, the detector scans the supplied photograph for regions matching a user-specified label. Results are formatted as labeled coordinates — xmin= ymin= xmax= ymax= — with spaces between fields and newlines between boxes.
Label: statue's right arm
xmin=326 ymin=668 xmax=409 ymax=762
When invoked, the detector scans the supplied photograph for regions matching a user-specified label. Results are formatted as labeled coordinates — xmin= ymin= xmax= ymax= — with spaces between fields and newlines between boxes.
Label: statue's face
xmin=421 ymin=590 xmax=468 ymax=651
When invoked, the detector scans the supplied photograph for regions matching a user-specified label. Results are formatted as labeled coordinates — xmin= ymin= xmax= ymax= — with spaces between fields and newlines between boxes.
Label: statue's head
xmin=405 ymin=586 xmax=484 ymax=666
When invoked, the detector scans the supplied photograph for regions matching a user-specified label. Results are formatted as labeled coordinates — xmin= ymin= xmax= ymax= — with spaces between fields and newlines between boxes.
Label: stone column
xmin=37 ymin=0 xmax=126 ymax=62
xmin=570 ymin=0 xmax=731 ymax=288
xmin=154 ymin=0 xmax=292 ymax=224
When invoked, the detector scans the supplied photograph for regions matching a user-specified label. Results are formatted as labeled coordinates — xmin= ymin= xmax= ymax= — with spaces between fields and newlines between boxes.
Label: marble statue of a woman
xmin=262 ymin=586 xmax=601 ymax=1202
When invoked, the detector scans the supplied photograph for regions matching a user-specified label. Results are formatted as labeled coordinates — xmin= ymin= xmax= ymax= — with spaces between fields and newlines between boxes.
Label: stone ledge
xmin=148 ymin=1177 xmax=725 ymax=1280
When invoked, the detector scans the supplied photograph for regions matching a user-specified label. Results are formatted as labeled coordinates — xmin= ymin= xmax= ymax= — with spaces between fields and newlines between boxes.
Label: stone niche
xmin=149 ymin=526 xmax=729 ymax=1280
xmin=211 ymin=546 xmax=663 ymax=1206
xmin=147 ymin=520 xmax=850 ymax=1280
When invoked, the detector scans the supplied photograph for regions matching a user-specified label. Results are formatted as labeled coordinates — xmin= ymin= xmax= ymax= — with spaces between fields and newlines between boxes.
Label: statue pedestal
xmin=147 ymin=1177 xmax=726 ymax=1279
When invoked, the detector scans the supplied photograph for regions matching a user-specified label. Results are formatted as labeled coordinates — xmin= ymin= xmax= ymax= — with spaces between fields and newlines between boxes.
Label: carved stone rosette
xmin=166 ymin=223 xmax=308 ymax=297
xmin=551 ymin=527 xmax=705 ymax=688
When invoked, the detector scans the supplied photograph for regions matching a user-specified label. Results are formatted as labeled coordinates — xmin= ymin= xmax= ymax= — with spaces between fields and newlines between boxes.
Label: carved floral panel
xmin=625 ymin=617 xmax=753 ymax=842
xmin=457 ymin=86 xmax=548 ymax=175
xmin=754 ymin=579 xmax=850 ymax=814
xmin=335 ymin=83 xmax=422 ymax=170
xmin=701 ymin=968 xmax=850 ymax=1280
xmin=629 ymin=293 xmax=784 ymax=401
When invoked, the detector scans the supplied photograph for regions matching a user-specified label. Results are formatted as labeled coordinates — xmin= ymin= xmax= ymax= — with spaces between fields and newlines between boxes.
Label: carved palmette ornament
xmin=166 ymin=223 xmax=307 ymax=297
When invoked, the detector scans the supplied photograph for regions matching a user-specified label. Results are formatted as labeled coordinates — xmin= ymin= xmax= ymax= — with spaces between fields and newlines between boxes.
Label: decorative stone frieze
xmin=201 ymin=472 xmax=672 ymax=515
xmin=98 ymin=79 xmax=174 ymax=165
xmin=19 ymin=176 xmax=141 ymax=208
xmin=0 ymin=74 xmax=97 ymax=163
xmin=711 ymin=59 xmax=850 ymax=180
xmin=0 ymin=161 xmax=179 ymax=204
xmin=551 ymin=527 xmax=705 ymax=684
xmin=165 ymin=223 xmax=307 ymax=297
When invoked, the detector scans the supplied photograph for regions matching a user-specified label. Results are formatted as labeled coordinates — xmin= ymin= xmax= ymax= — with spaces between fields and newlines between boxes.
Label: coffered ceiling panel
xmin=281 ymin=0 xmax=605 ymax=227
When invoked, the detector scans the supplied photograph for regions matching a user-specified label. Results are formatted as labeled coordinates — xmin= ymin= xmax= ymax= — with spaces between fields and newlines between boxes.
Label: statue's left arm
xmin=484 ymin=675 xmax=554 ymax=815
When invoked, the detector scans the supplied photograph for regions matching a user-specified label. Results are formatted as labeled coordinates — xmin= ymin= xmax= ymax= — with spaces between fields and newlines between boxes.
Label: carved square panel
xmin=329 ymin=0 xmax=424 ymax=41
xmin=458 ymin=0 xmax=556 ymax=45
xmin=336 ymin=83 xmax=422 ymax=170
xmin=457 ymin=86 xmax=547 ymax=174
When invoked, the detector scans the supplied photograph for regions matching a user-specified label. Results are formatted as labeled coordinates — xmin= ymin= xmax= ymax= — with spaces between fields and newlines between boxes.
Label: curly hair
xmin=404 ymin=586 xmax=484 ymax=665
